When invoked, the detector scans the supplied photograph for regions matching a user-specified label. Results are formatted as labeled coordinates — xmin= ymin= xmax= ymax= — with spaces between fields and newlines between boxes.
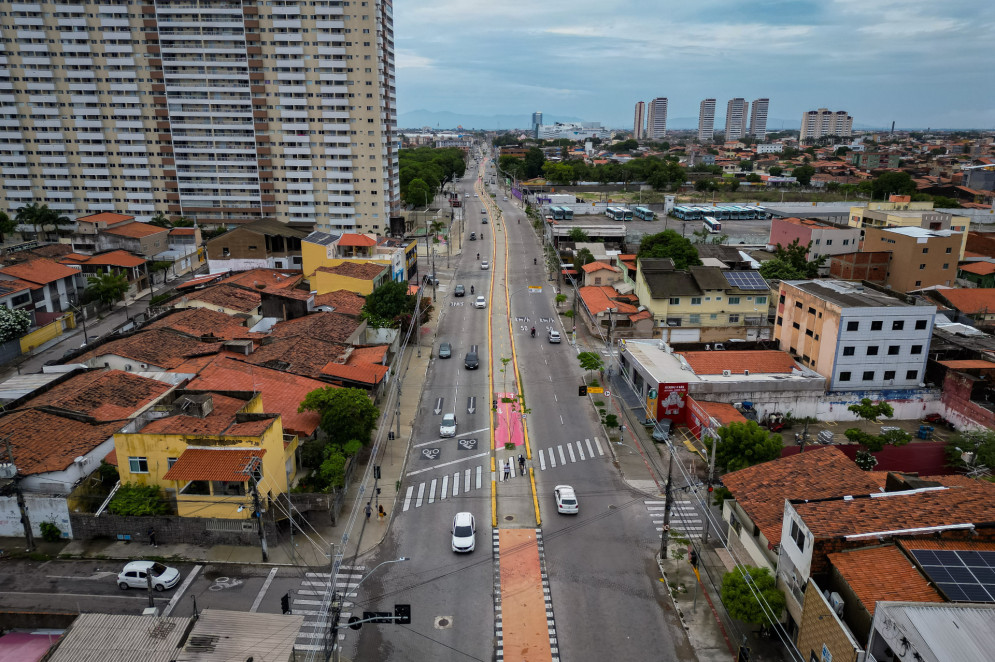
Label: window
xmin=776 ymin=316 xmax=783 ymax=326
xmin=846 ymin=321 xmax=859 ymax=331
xmin=669 ymin=297 xmax=680 ymax=305
xmin=691 ymin=297 xmax=702 ymax=306
xmin=871 ymin=320 xmax=883 ymax=331
xmin=862 ymin=370 xmax=875 ymax=381
xmin=866 ymin=346 xmax=879 ymax=356
xmin=688 ymin=313 xmax=701 ymax=325
xmin=167 ymin=457 xmax=178 ymax=469
xmin=128 ymin=457 xmax=149 ymax=473
xmin=728 ymin=296 xmax=740 ymax=305
xmin=728 ymin=314 xmax=740 ymax=323
xmin=792 ymin=322 xmax=800 ymax=329
xmin=943 ymin=263 xmax=949 ymax=270
xmin=825 ymin=239 xmax=833 ymax=246
xmin=915 ymin=280 xmax=922 ymax=287
xmin=805 ymin=329 xmax=813 ymax=337
xmin=906 ymin=370 xmax=918 ymax=380
xmin=892 ymin=320 xmax=904 ymax=331
xmin=919 ymin=264 xmax=926 ymax=270
xmin=946 ymin=247 xmax=952 ymax=254
xmin=808 ymin=307 xmax=816 ymax=315
xmin=222 ymin=247 xmax=230 ymax=257
xmin=843 ymin=346 xmax=855 ymax=356
xmin=779 ymin=294 xmax=785 ymax=304
xmin=790 ymin=520 xmax=806 ymax=551
xmin=915 ymin=319 xmax=928 ymax=330
xmin=884 ymin=370 xmax=896 ymax=380
xmin=755 ymin=297 xmax=767 ymax=305
xmin=839 ymin=371 xmax=851 ymax=382
xmin=911 ymin=344 xmax=923 ymax=354
xmin=888 ymin=345 xmax=900 ymax=355
xmin=795 ymin=302 xmax=802 ymax=309
xmin=922 ymin=247 xmax=929 ymax=254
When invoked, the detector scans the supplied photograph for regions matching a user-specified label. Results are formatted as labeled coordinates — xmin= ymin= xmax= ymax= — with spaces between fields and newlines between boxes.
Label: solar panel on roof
xmin=911 ymin=548 xmax=995 ymax=603
xmin=723 ymin=271 xmax=768 ymax=290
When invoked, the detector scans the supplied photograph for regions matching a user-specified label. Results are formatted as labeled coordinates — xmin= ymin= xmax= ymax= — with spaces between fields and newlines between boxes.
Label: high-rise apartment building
xmin=0 ymin=0 xmax=399 ymax=234
xmin=748 ymin=98 xmax=769 ymax=140
xmin=724 ymin=98 xmax=748 ymax=140
xmin=800 ymin=109 xmax=854 ymax=140
xmin=531 ymin=112 xmax=543 ymax=138
xmin=646 ymin=98 xmax=668 ymax=139
xmin=633 ymin=101 xmax=646 ymax=140
xmin=697 ymin=99 xmax=716 ymax=142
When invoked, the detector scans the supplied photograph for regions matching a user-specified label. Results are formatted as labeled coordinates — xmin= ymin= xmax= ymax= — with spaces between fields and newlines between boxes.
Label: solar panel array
xmin=723 ymin=270 xmax=768 ymax=291
xmin=910 ymin=549 xmax=995 ymax=603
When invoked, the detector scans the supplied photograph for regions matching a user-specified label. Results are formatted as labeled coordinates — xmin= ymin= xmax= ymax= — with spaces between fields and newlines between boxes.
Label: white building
xmin=647 ymin=98 xmax=668 ymax=139
xmin=698 ymin=99 xmax=716 ymax=142
xmin=537 ymin=122 xmax=610 ymax=140
xmin=800 ymin=109 xmax=854 ymax=140
xmin=749 ymin=98 xmax=770 ymax=140
xmin=756 ymin=143 xmax=784 ymax=154
xmin=725 ymin=98 xmax=748 ymax=140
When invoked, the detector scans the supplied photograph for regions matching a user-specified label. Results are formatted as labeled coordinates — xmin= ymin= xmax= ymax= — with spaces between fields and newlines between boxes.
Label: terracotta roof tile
xmin=169 ymin=228 xmax=197 ymax=236
xmin=349 ymin=345 xmax=388 ymax=364
xmin=959 ymin=263 xmax=995 ymax=276
xmin=320 ymin=361 xmax=389 ymax=385
xmin=247 ymin=336 xmax=350 ymax=380
xmin=694 ymin=401 xmax=749 ymax=426
xmin=0 ymin=278 xmax=40 ymax=295
xmin=680 ymin=350 xmax=798 ymax=375
xmin=578 ymin=286 xmax=639 ymax=316
xmin=140 ymin=392 xmax=276 ymax=436
xmin=20 ymin=370 xmax=172 ymax=421
xmin=163 ymin=448 xmax=265 ymax=482
xmin=184 ymin=284 xmax=262 ymax=313
xmin=337 ymin=233 xmax=378 ymax=247
xmin=80 ymin=250 xmax=146 ymax=268
xmin=940 ymin=289 xmax=995 ymax=314
xmin=220 ymin=268 xmax=304 ymax=292
xmin=938 ymin=360 xmax=995 ymax=370
xmin=0 ymin=409 xmax=123 ymax=476
xmin=79 ymin=328 xmax=220 ymax=369
xmin=582 ymin=262 xmax=619 ymax=273
xmin=827 ymin=546 xmax=944 ymax=614
xmin=0 ymin=258 xmax=79 ymax=285
xmin=317 ymin=262 xmax=387 ymax=280
xmin=146 ymin=308 xmax=250 ymax=340
xmin=269 ymin=312 xmax=360 ymax=344
xmin=76 ymin=212 xmax=134 ymax=224
xmin=314 ymin=290 xmax=366 ymax=316
xmin=102 ymin=221 xmax=168 ymax=239
xmin=723 ymin=447 xmax=882 ymax=544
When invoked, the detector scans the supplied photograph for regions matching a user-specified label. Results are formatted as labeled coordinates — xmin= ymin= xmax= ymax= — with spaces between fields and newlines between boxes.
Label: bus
xmin=634 ymin=206 xmax=655 ymax=221
xmin=703 ymin=217 xmax=722 ymax=234
xmin=605 ymin=206 xmax=624 ymax=221
xmin=550 ymin=206 xmax=565 ymax=220
xmin=621 ymin=208 xmax=634 ymax=221
xmin=561 ymin=207 xmax=574 ymax=220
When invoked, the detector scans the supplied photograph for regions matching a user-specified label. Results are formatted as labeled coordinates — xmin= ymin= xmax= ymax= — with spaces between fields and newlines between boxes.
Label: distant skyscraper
xmin=698 ymin=99 xmax=716 ymax=142
xmin=633 ymin=101 xmax=646 ymax=140
xmin=725 ymin=98 xmax=748 ymax=140
xmin=647 ymin=98 xmax=668 ymax=139
xmin=532 ymin=112 xmax=543 ymax=138
xmin=800 ymin=108 xmax=854 ymax=139
xmin=749 ymin=98 xmax=770 ymax=140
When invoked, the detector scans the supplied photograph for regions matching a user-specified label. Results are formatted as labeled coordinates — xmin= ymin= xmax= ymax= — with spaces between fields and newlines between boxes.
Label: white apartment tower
xmin=633 ymin=101 xmax=646 ymax=140
xmin=800 ymin=109 xmax=854 ymax=140
xmin=749 ymin=98 xmax=769 ymax=140
xmin=0 ymin=0 xmax=399 ymax=233
xmin=724 ymin=98 xmax=748 ymax=140
xmin=647 ymin=98 xmax=668 ymax=139
xmin=697 ymin=99 xmax=716 ymax=142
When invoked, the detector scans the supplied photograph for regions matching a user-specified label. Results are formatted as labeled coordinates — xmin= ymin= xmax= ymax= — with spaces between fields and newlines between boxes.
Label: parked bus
xmin=550 ymin=206 xmax=565 ymax=220
xmin=561 ymin=207 xmax=574 ymax=220
xmin=703 ymin=217 xmax=722 ymax=233
xmin=634 ymin=206 xmax=655 ymax=221
xmin=606 ymin=206 xmax=624 ymax=221
xmin=621 ymin=208 xmax=634 ymax=221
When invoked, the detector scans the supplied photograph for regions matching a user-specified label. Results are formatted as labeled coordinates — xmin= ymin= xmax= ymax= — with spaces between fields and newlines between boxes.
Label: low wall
xmin=0 ymin=611 xmax=77 ymax=630
xmin=68 ymin=512 xmax=280 ymax=547
xmin=20 ymin=315 xmax=68 ymax=353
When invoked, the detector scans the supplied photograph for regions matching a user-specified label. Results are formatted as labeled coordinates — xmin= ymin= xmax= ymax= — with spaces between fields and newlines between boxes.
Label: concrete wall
xmin=68 ymin=512 xmax=278 ymax=547
xmin=0 ymin=495 xmax=73 ymax=539
xmin=795 ymin=580 xmax=863 ymax=662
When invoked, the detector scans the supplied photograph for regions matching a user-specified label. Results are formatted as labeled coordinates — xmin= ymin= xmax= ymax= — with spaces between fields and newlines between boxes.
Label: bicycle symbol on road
xmin=208 ymin=576 xmax=244 ymax=591
xmin=458 ymin=439 xmax=478 ymax=451
xmin=421 ymin=448 xmax=441 ymax=460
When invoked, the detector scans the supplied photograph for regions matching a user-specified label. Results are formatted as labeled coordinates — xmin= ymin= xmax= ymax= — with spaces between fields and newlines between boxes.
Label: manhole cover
xmin=504 ymin=515 xmax=514 ymax=521
xmin=434 ymin=616 xmax=452 ymax=629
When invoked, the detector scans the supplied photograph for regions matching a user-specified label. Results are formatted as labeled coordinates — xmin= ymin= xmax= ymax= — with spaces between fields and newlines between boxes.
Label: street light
xmin=349 ymin=557 xmax=410 ymax=598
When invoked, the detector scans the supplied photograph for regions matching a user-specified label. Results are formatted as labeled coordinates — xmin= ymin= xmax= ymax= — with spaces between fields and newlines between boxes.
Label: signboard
xmin=587 ymin=386 xmax=604 ymax=394
xmin=657 ymin=382 xmax=688 ymax=424
xmin=528 ymin=286 xmax=543 ymax=294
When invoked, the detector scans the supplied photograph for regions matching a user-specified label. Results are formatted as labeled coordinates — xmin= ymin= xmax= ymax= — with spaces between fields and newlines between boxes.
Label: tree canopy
xmin=0 ymin=306 xmax=32 ymax=343
xmin=946 ymin=429 xmax=995 ymax=472
xmin=398 ymin=147 xmax=466 ymax=207
xmin=85 ymin=270 xmax=130 ymax=305
xmin=577 ymin=351 xmax=604 ymax=378
xmin=524 ymin=147 xmax=546 ymax=179
xmin=871 ymin=171 xmax=915 ymax=199
xmin=573 ymin=247 xmax=595 ymax=273
xmin=791 ymin=164 xmax=815 ymax=186
xmin=721 ymin=566 xmax=786 ymax=627
xmin=637 ymin=230 xmax=702 ymax=270
xmin=362 ymin=280 xmax=416 ymax=328
xmin=298 ymin=386 xmax=379 ymax=447
xmin=843 ymin=398 xmax=911 ymax=454
xmin=758 ymin=239 xmax=825 ymax=280
xmin=704 ymin=420 xmax=783 ymax=473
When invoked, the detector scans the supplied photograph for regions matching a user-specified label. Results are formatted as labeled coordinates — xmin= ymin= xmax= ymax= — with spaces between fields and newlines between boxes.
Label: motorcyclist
xmin=531 ymin=327 xmax=536 ymax=338
xmin=534 ymin=258 xmax=537 ymax=265
xmin=470 ymin=285 xmax=474 ymax=295
xmin=476 ymin=253 xmax=480 ymax=260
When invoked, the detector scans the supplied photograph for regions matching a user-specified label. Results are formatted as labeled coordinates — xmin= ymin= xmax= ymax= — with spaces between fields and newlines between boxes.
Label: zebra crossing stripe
xmin=429 ymin=479 xmax=437 ymax=504
xmin=538 ymin=449 xmax=546 ymax=470
xmin=558 ymin=445 xmax=566 ymax=465
xmin=403 ymin=485 xmax=413 ymax=512
xmin=441 ymin=474 xmax=449 ymax=500
xmin=415 ymin=482 xmax=425 ymax=508
xmin=576 ymin=441 xmax=586 ymax=461
xmin=548 ymin=447 xmax=556 ymax=468
xmin=452 ymin=471 xmax=459 ymax=496
xmin=585 ymin=438 xmax=595 ymax=457
xmin=567 ymin=444 xmax=576 ymax=463
xmin=594 ymin=436 xmax=604 ymax=456
xmin=476 ymin=465 xmax=482 ymax=489
xmin=464 ymin=468 xmax=471 ymax=493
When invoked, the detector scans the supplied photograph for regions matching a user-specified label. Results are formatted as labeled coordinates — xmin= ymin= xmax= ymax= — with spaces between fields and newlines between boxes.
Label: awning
xmin=163 ymin=448 xmax=265 ymax=482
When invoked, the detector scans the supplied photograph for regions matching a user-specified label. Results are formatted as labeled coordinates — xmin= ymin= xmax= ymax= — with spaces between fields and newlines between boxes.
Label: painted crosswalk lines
xmin=645 ymin=499 xmax=703 ymax=539
xmin=293 ymin=566 xmax=365 ymax=653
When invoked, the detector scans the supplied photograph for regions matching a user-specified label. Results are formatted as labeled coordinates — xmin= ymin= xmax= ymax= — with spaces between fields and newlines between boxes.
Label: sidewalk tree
xmin=85 ymin=270 xmax=130 ymax=306
xmin=577 ymin=351 xmax=604 ymax=380
xmin=362 ymin=280 xmax=415 ymax=328
xmin=637 ymin=230 xmax=702 ymax=269
xmin=299 ymin=386 xmax=380 ymax=448
xmin=758 ymin=238 xmax=825 ymax=280
xmin=573 ymin=247 xmax=595 ymax=272
xmin=0 ymin=306 xmax=31 ymax=343
xmin=721 ymin=566 xmax=786 ymax=627
xmin=704 ymin=420 xmax=782 ymax=473
xmin=150 ymin=260 xmax=173 ymax=289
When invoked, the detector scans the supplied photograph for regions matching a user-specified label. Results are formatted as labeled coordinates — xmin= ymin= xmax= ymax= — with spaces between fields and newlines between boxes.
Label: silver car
xmin=118 ymin=561 xmax=180 ymax=591
xmin=440 ymin=413 xmax=457 ymax=437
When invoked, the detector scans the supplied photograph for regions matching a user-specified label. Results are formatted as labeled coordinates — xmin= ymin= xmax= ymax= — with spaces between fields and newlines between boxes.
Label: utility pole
xmin=703 ymin=432 xmax=718 ymax=544
xmin=660 ymin=447 xmax=675 ymax=560
xmin=3 ymin=438 xmax=35 ymax=551
xmin=243 ymin=457 xmax=268 ymax=562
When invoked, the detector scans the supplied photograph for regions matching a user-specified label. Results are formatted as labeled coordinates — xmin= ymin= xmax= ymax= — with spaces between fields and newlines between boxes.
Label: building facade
xmin=0 ymin=0 xmax=399 ymax=234
xmin=647 ymin=98 xmax=668 ymax=139
xmin=536 ymin=122 xmax=610 ymax=140
xmin=724 ymin=98 xmax=748 ymax=140
xmin=633 ymin=101 xmax=646 ymax=140
xmin=749 ymin=98 xmax=769 ymax=140
xmin=768 ymin=217 xmax=862 ymax=261
xmin=697 ymin=99 xmax=716 ymax=142
xmin=531 ymin=111 xmax=542 ymax=138
xmin=860 ymin=226 xmax=962 ymax=291
xmin=800 ymin=109 xmax=854 ymax=140
xmin=848 ymin=200 xmax=971 ymax=260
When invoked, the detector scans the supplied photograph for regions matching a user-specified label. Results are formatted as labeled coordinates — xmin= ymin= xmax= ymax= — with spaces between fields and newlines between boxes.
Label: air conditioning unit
xmin=722 ymin=369 xmax=732 ymax=377
xmin=744 ymin=370 xmax=750 ymax=376
xmin=829 ymin=592 xmax=844 ymax=615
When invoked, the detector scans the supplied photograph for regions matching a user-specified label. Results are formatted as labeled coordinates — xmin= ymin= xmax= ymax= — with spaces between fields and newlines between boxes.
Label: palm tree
xmin=149 ymin=211 xmax=171 ymax=228
xmin=85 ymin=270 xmax=130 ymax=307
xmin=0 ymin=211 xmax=17 ymax=244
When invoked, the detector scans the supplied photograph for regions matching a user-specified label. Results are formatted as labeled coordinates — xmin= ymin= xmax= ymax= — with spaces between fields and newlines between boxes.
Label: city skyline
xmin=394 ymin=0 xmax=993 ymax=129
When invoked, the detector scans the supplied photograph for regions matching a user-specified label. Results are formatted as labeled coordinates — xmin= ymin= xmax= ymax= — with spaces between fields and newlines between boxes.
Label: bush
xmin=107 ymin=483 xmax=170 ymax=516
xmin=40 ymin=520 xmax=62 ymax=542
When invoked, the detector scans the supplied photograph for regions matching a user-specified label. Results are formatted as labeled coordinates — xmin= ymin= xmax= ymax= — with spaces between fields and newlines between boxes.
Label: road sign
xmin=528 ymin=286 xmax=543 ymax=293
xmin=394 ymin=604 xmax=411 ymax=624
xmin=363 ymin=611 xmax=394 ymax=624
xmin=587 ymin=386 xmax=604 ymax=394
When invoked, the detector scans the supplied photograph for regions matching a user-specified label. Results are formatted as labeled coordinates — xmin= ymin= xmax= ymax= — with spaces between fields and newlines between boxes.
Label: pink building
xmin=768 ymin=217 xmax=862 ymax=261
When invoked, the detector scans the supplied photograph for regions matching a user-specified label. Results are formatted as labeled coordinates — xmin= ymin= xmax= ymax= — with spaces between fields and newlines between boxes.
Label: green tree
xmin=946 ymin=429 xmax=995 ymax=471
xmin=524 ymin=147 xmax=546 ymax=179
xmin=150 ymin=260 xmax=173 ymax=292
xmin=573 ymin=247 xmax=595 ymax=272
xmin=721 ymin=566 xmax=786 ymax=627
xmin=543 ymin=162 xmax=575 ymax=185
xmin=298 ymin=386 xmax=379 ymax=447
xmin=704 ymin=421 xmax=783 ymax=473
xmin=149 ymin=211 xmax=171 ymax=228
xmin=362 ymin=280 xmax=415 ymax=328
xmin=610 ymin=139 xmax=639 ymax=153
xmin=739 ymin=160 xmax=754 ymax=172
xmin=768 ymin=166 xmax=784 ymax=176
xmin=568 ymin=227 xmax=590 ymax=242
xmin=15 ymin=202 xmax=68 ymax=240
xmin=577 ymin=351 xmax=604 ymax=380
xmin=843 ymin=398 xmax=910 ymax=454
xmin=85 ymin=270 xmax=130 ymax=306
xmin=746 ymin=173 xmax=762 ymax=183
xmin=107 ymin=483 xmax=170 ymax=516
xmin=637 ymin=230 xmax=702 ymax=270
xmin=791 ymin=164 xmax=815 ymax=186
xmin=0 ymin=306 xmax=32 ymax=343
xmin=871 ymin=171 xmax=915 ymax=199
xmin=404 ymin=177 xmax=432 ymax=208
xmin=758 ymin=239 xmax=825 ymax=280
xmin=0 ymin=210 xmax=16 ymax=243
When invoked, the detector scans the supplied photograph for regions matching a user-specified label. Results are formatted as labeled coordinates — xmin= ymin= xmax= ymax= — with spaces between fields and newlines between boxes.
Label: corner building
xmin=0 ymin=0 xmax=399 ymax=233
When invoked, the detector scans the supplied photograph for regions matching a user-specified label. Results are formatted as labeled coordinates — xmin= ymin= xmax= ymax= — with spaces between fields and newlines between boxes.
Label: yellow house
xmin=633 ymin=258 xmax=771 ymax=341
xmin=848 ymin=198 xmax=970 ymax=260
xmin=311 ymin=261 xmax=391 ymax=296
xmin=302 ymin=230 xmax=416 ymax=285
xmin=114 ymin=390 xmax=297 ymax=520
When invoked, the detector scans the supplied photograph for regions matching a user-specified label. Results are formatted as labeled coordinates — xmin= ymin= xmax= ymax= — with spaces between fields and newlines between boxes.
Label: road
xmin=341 ymin=149 xmax=695 ymax=661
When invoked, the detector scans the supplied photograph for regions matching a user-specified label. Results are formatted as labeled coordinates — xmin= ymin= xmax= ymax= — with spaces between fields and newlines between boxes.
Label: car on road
xmin=438 ymin=342 xmax=451 ymax=359
xmin=481 ymin=217 xmax=488 ymax=224
xmin=651 ymin=418 xmax=673 ymax=442
xmin=547 ymin=329 xmax=561 ymax=343
xmin=464 ymin=351 xmax=479 ymax=369
xmin=451 ymin=511 xmax=476 ymax=552
xmin=473 ymin=295 xmax=486 ymax=309
xmin=423 ymin=273 xmax=439 ymax=286
xmin=454 ymin=284 xmax=465 ymax=297
xmin=554 ymin=485 xmax=579 ymax=514
xmin=480 ymin=261 xmax=489 ymax=270
xmin=118 ymin=561 xmax=180 ymax=591
xmin=440 ymin=413 xmax=457 ymax=438
xmin=480 ymin=208 xmax=486 ymax=214
xmin=469 ymin=232 xmax=476 ymax=240
xmin=503 ymin=196 xmax=508 ymax=200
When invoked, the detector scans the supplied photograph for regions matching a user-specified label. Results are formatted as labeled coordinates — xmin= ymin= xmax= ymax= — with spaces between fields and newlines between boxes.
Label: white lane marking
xmin=162 ymin=564 xmax=202 ymax=617
xmin=595 ymin=436 xmax=604 ymax=456
xmin=538 ymin=449 xmax=546 ymax=471
xmin=577 ymin=440 xmax=586 ymax=461
xmin=559 ymin=414 xmax=564 ymax=425
xmin=554 ymin=393 xmax=558 ymax=402
xmin=465 ymin=468 xmax=472 ymax=492
xmin=403 ymin=485 xmax=413 ymax=511
xmin=549 ymin=446 xmax=557 ymax=468
xmin=441 ymin=474 xmax=449 ymax=500
xmin=585 ymin=438 xmax=595 ymax=457
xmin=415 ymin=483 xmax=425 ymax=508
xmin=429 ymin=479 xmax=437 ymax=504
xmin=406 ymin=451 xmax=490 ymax=476
xmin=452 ymin=471 xmax=460 ymax=496
xmin=475 ymin=465 xmax=482 ymax=489
xmin=558 ymin=445 xmax=566 ymax=465
xmin=250 ymin=567 xmax=279 ymax=613
xmin=568 ymin=444 xmax=576 ymax=462
xmin=413 ymin=427 xmax=490 ymax=448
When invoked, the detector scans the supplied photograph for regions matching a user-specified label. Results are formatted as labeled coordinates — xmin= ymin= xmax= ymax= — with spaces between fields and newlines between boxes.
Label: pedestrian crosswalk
xmin=292 ymin=565 xmax=365 ymax=653
xmin=645 ymin=499 xmax=704 ymax=540
xmin=401 ymin=438 xmax=607 ymax=512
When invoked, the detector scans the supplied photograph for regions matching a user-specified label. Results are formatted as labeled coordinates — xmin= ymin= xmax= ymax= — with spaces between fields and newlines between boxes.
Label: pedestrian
xmin=365 ymin=502 xmax=372 ymax=521
xmin=518 ymin=454 xmax=525 ymax=475
xmin=503 ymin=461 xmax=510 ymax=481
xmin=147 ymin=526 xmax=157 ymax=548
xmin=378 ymin=504 xmax=386 ymax=521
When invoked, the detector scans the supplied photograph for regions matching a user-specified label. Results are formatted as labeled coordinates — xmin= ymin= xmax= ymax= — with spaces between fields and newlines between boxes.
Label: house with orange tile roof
xmin=58 ymin=249 xmax=149 ymax=297
xmin=314 ymin=289 xmax=366 ymax=316
xmin=88 ymin=221 xmax=170 ymax=261
xmin=78 ymin=327 xmax=222 ymax=372
xmin=301 ymin=230 xmax=414 ymax=284
xmin=928 ymin=288 xmax=995 ymax=329
xmin=71 ymin=212 xmax=135 ymax=253
xmin=0 ymin=277 xmax=39 ymax=323
xmin=176 ymin=283 xmax=263 ymax=321
xmin=577 ymin=285 xmax=654 ymax=338
xmin=312 ymin=261 xmax=390 ymax=296
xmin=145 ymin=307 xmax=252 ymax=340
xmin=113 ymin=389 xmax=297 ymax=520
xmin=205 ymin=218 xmax=309 ymax=273
xmin=320 ymin=344 xmax=390 ymax=392
xmin=0 ymin=257 xmax=81 ymax=313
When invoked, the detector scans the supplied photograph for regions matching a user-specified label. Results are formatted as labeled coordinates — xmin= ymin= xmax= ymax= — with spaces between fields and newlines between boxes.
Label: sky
xmin=394 ymin=0 xmax=995 ymax=130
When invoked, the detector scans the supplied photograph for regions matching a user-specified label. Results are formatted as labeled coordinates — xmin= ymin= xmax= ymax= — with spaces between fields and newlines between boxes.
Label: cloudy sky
xmin=394 ymin=0 xmax=994 ymax=130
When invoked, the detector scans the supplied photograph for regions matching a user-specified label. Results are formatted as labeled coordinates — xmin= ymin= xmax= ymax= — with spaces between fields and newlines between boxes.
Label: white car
xmin=480 ymin=261 xmax=489 ymax=270
xmin=554 ymin=485 xmax=579 ymax=514
xmin=548 ymin=329 xmax=561 ymax=343
xmin=118 ymin=561 xmax=180 ymax=591
xmin=474 ymin=295 xmax=486 ymax=309
xmin=451 ymin=511 xmax=476 ymax=552
xmin=440 ymin=413 xmax=457 ymax=438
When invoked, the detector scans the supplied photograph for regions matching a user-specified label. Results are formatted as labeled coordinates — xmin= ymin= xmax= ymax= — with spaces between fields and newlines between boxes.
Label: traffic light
xmin=578 ymin=385 xmax=588 ymax=396
xmin=394 ymin=604 xmax=411 ymax=625
xmin=280 ymin=593 xmax=291 ymax=614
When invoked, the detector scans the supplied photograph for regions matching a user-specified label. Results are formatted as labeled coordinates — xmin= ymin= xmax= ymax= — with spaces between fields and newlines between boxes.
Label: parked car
xmin=464 ymin=351 xmax=479 ymax=370
xmin=451 ymin=511 xmax=476 ymax=552
xmin=118 ymin=561 xmax=180 ymax=591
xmin=423 ymin=273 xmax=439 ymax=286
xmin=474 ymin=296 xmax=486 ymax=309
xmin=651 ymin=418 xmax=673 ymax=442
xmin=554 ymin=485 xmax=579 ymax=514
xmin=547 ymin=329 xmax=561 ymax=343
xmin=480 ymin=261 xmax=489 ymax=270
xmin=454 ymin=284 xmax=465 ymax=297
xmin=438 ymin=342 xmax=452 ymax=359
xmin=440 ymin=413 xmax=457 ymax=438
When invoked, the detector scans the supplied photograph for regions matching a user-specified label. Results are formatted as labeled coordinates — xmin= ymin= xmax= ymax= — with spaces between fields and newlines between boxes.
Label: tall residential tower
xmin=724 ymin=98 xmax=748 ymax=140
xmin=633 ymin=101 xmax=646 ymax=140
xmin=697 ymin=99 xmax=716 ymax=142
xmin=647 ymin=98 xmax=668 ymax=139
xmin=532 ymin=112 xmax=543 ymax=138
xmin=749 ymin=98 xmax=770 ymax=140
xmin=801 ymin=109 xmax=854 ymax=140
xmin=0 ymin=0 xmax=399 ymax=233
